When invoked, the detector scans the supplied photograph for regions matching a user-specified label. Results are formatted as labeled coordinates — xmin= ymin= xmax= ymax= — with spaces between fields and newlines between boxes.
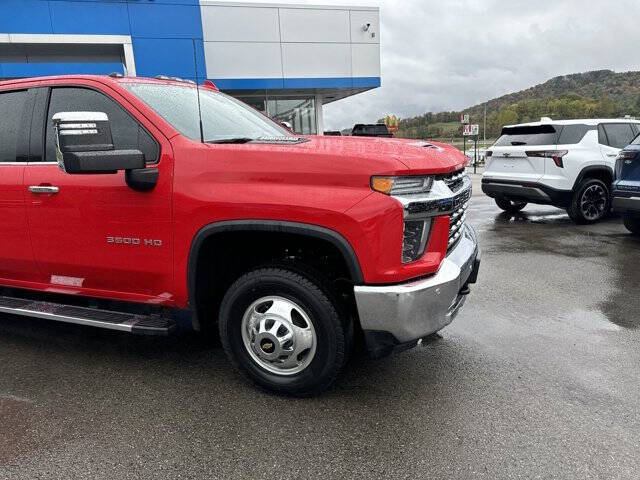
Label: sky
xmin=215 ymin=0 xmax=640 ymax=130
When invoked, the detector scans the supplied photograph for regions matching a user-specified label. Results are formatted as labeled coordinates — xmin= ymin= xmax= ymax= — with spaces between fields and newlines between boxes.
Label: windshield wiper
xmin=206 ymin=137 xmax=255 ymax=144
xmin=510 ymin=141 xmax=527 ymax=146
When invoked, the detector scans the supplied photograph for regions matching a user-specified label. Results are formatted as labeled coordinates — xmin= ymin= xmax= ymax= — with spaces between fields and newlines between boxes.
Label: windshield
xmin=123 ymin=83 xmax=292 ymax=142
xmin=494 ymin=124 xmax=559 ymax=146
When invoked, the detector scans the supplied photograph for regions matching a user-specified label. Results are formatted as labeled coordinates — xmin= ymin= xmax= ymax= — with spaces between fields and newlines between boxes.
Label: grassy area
xmin=397 ymin=121 xmax=496 ymax=151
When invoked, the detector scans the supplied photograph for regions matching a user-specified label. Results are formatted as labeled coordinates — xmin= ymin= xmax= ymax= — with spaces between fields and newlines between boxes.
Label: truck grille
xmin=437 ymin=168 xmax=466 ymax=193
xmin=448 ymin=198 xmax=469 ymax=251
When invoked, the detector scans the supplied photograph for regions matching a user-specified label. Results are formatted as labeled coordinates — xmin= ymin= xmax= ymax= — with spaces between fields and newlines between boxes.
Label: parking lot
xmin=1 ymin=174 xmax=639 ymax=480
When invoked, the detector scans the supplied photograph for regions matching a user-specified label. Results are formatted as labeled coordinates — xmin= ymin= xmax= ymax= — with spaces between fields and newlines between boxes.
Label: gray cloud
xmin=216 ymin=0 xmax=640 ymax=130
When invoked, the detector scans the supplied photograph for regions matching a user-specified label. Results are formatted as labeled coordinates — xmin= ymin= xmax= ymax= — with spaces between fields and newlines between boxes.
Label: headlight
xmin=371 ymin=175 xmax=434 ymax=196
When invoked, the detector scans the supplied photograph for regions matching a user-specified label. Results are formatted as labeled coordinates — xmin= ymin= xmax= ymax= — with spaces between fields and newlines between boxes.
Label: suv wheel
xmin=219 ymin=267 xmax=346 ymax=396
xmin=495 ymin=197 xmax=527 ymax=212
xmin=623 ymin=215 xmax=640 ymax=235
xmin=566 ymin=178 xmax=610 ymax=224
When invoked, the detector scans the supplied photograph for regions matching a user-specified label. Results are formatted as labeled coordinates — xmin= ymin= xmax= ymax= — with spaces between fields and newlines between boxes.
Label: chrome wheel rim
xmin=241 ymin=296 xmax=317 ymax=376
xmin=580 ymin=185 xmax=607 ymax=220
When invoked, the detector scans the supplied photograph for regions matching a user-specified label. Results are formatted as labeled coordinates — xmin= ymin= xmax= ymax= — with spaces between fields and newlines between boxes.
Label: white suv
xmin=482 ymin=118 xmax=640 ymax=223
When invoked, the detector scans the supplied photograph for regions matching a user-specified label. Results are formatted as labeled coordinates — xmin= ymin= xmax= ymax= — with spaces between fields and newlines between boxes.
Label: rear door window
xmin=601 ymin=123 xmax=635 ymax=149
xmin=494 ymin=125 xmax=559 ymax=146
xmin=557 ymin=124 xmax=594 ymax=144
xmin=0 ymin=90 xmax=28 ymax=162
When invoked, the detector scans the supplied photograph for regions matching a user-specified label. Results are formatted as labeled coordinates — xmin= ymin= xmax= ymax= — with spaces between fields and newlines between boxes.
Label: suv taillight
xmin=616 ymin=150 xmax=636 ymax=161
xmin=526 ymin=150 xmax=568 ymax=168
xmin=616 ymin=150 xmax=637 ymax=179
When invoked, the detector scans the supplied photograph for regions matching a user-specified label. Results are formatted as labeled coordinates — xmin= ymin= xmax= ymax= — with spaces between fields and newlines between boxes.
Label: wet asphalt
xmin=1 ymin=175 xmax=640 ymax=479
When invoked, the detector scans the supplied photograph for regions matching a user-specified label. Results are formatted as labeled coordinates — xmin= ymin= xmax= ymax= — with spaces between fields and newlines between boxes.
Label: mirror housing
xmin=52 ymin=112 xmax=145 ymax=174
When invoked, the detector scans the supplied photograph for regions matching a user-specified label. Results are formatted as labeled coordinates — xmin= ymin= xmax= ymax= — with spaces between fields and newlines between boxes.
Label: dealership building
xmin=0 ymin=0 xmax=381 ymax=134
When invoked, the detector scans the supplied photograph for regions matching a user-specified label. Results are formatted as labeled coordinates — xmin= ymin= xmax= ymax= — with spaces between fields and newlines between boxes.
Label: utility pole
xmin=474 ymin=135 xmax=478 ymax=174
xmin=483 ymin=104 xmax=487 ymax=146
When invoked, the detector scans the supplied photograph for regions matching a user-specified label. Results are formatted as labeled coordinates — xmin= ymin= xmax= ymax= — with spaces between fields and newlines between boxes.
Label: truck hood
xmin=295 ymin=135 xmax=468 ymax=175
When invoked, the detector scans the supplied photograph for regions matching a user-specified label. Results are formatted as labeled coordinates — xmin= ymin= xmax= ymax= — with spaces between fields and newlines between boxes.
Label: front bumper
xmin=612 ymin=194 xmax=640 ymax=214
xmin=354 ymin=224 xmax=480 ymax=358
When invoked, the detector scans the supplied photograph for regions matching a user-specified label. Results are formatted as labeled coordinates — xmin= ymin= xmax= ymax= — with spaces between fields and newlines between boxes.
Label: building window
xmin=266 ymin=97 xmax=317 ymax=135
xmin=234 ymin=94 xmax=318 ymax=135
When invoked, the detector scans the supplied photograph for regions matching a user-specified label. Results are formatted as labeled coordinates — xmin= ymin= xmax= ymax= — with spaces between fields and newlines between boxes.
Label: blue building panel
xmin=0 ymin=0 xmax=53 ymax=34
xmin=49 ymin=1 xmax=131 ymax=35
xmin=212 ymin=78 xmax=285 ymax=90
xmin=132 ymin=38 xmax=206 ymax=81
xmin=352 ymin=77 xmax=382 ymax=89
xmin=213 ymin=77 xmax=382 ymax=90
xmin=127 ymin=3 xmax=204 ymax=39
xmin=47 ymin=0 xmax=201 ymax=3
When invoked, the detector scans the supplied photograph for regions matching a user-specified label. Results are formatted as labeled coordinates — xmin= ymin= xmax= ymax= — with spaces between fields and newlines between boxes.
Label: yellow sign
xmin=384 ymin=115 xmax=398 ymax=133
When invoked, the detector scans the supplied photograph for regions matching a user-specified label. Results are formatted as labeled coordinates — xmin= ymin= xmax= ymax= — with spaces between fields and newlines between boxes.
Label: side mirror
xmin=280 ymin=121 xmax=293 ymax=130
xmin=53 ymin=112 xmax=145 ymax=174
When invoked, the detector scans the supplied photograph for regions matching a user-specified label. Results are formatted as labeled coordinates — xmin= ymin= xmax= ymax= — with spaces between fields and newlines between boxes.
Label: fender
xmin=572 ymin=165 xmax=614 ymax=190
xmin=187 ymin=220 xmax=364 ymax=330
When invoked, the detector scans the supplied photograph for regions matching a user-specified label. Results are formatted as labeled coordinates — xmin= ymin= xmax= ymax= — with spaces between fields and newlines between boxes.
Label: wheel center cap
xmin=260 ymin=339 xmax=275 ymax=354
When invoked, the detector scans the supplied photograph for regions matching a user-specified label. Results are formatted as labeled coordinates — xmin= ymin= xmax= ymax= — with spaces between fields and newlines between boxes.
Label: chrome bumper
xmin=354 ymin=224 xmax=480 ymax=357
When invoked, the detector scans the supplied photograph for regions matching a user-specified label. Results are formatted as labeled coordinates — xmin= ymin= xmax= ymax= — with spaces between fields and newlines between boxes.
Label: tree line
xmin=389 ymin=94 xmax=640 ymax=140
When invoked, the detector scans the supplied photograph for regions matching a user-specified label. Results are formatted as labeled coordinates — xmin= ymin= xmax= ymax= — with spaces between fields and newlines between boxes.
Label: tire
xmin=623 ymin=215 xmax=640 ymax=235
xmin=495 ymin=197 xmax=527 ymax=212
xmin=218 ymin=267 xmax=346 ymax=396
xmin=566 ymin=178 xmax=610 ymax=224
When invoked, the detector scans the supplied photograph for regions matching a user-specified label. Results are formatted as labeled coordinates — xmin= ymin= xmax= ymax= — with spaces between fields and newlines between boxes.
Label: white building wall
xmin=204 ymin=42 xmax=283 ymax=78
xmin=199 ymin=1 xmax=380 ymax=82
xmin=279 ymin=8 xmax=351 ymax=43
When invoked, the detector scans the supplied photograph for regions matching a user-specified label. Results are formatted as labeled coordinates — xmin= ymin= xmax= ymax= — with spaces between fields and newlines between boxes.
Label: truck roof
xmin=505 ymin=118 xmax=640 ymax=128
xmin=0 ymin=74 xmax=207 ymax=89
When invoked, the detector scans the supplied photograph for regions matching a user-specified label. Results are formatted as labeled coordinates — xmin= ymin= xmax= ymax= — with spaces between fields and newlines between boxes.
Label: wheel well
xmin=575 ymin=167 xmax=613 ymax=189
xmin=189 ymin=227 xmax=361 ymax=333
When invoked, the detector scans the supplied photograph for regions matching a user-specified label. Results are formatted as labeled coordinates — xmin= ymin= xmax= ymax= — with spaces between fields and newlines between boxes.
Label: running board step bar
xmin=0 ymin=296 xmax=175 ymax=335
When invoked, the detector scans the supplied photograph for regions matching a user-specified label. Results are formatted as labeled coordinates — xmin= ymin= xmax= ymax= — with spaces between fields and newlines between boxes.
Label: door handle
xmin=28 ymin=185 xmax=59 ymax=194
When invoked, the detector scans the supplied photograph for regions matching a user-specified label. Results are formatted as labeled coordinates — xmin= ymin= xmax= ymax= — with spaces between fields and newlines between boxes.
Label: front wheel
xmin=566 ymin=178 xmax=610 ymax=224
xmin=495 ymin=197 xmax=527 ymax=212
xmin=218 ymin=267 xmax=347 ymax=396
xmin=623 ymin=215 xmax=640 ymax=235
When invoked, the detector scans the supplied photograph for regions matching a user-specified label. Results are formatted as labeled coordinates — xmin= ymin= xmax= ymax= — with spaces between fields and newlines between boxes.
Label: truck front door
xmin=23 ymin=83 xmax=174 ymax=303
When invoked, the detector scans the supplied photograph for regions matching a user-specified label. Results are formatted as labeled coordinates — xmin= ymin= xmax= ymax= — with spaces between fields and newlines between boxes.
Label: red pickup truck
xmin=0 ymin=75 xmax=479 ymax=395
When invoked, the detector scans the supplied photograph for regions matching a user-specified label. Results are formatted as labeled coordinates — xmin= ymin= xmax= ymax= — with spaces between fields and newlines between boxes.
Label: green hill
xmin=395 ymin=70 xmax=640 ymax=140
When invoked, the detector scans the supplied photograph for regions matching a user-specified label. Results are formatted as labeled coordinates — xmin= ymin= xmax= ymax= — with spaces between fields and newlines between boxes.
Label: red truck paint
xmin=0 ymin=75 xmax=467 ymax=309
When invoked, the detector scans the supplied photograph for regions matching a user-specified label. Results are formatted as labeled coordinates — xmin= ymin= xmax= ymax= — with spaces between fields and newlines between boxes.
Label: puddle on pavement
xmin=468 ymin=200 xmax=640 ymax=329
xmin=597 ymin=238 xmax=640 ymax=329
xmin=492 ymin=211 xmax=574 ymax=225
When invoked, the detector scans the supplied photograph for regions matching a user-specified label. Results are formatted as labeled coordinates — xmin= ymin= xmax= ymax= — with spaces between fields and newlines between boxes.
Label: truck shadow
xmin=0 ymin=314 xmax=477 ymax=471
xmin=0 ymin=314 xmax=469 ymax=401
